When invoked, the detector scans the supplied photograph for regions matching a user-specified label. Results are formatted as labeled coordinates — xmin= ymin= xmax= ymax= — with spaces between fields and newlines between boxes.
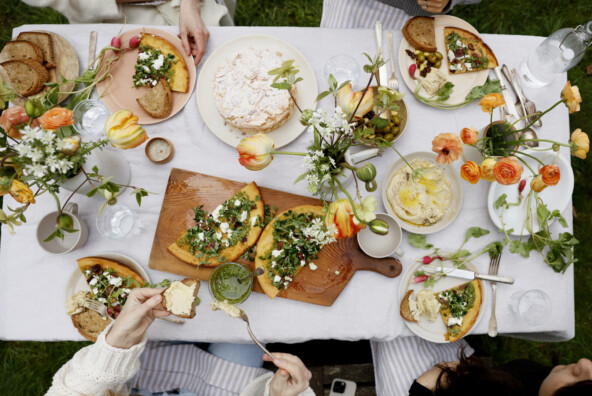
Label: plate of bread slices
xmin=0 ymin=31 xmax=79 ymax=105
xmin=398 ymin=15 xmax=498 ymax=107
xmin=398 ymin=254 xmax=487 ymax=343
xmin=96 ymin=27 xmax=196 ymax=124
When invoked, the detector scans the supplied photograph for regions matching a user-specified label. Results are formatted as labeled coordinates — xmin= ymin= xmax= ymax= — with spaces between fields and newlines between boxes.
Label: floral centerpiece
xmin=236 ymin=54 xmax=412 ymax=237
xmin=430 ymin=82 xmax=588 ymax=272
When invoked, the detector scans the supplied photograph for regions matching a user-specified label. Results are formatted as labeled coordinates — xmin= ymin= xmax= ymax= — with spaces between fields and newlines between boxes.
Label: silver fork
xmin=386 ymin=31 xmax=399 ymax=91
xmin=487 ymin=254 xmax=502 ymax=337
xmin=84 ymin=298 xmax=185 ymax=324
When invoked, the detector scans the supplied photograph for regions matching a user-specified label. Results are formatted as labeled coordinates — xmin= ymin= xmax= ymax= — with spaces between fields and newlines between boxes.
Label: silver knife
xmin=423 ymin=266 xmax=515 ymax=284
xmin=374 ymin=21 xmax=388 ymax=87
xmin=88 ymin=31 xmax=97 ymax=70
xmin=493 ymin=66 xmax=519 ymax=126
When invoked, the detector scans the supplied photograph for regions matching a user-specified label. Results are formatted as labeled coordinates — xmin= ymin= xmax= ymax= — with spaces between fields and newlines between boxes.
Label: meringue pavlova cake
xmin=213 ymin=48 xmax=296 ymax=134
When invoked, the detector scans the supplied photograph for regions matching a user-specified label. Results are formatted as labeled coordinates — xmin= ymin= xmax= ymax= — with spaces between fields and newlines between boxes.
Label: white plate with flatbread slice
xmin=398 ymin=254 xmax=488 ymax=343
xmin=398 ymin=15 xmax=490 ymax=107
xmin=196 ymin=34 xmax=318 ymax=149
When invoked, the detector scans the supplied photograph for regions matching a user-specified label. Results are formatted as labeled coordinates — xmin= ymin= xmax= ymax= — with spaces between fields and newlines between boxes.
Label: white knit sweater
xmin=45 ymin=323 xmax=314 ymax=396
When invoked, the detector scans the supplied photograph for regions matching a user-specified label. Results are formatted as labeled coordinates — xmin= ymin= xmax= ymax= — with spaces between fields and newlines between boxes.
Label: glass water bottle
xmin=519 ymin=22 xmax=592 ymax=88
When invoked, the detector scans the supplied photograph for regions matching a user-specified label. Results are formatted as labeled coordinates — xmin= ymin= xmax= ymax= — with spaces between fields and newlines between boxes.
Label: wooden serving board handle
xmin=336 ymin=237 xmax=402 ymax=278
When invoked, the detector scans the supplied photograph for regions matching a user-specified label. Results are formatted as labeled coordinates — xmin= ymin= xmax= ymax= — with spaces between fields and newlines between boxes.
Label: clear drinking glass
xmin=510 ymin=289 xmax=552 ymax=326
xmin=73 ymin=99 xmax=110 ymax=141
xmin=96 ymin=203 xmax=142 ymax=239
xmin=324 ymin=55 xmax=360 ymax=87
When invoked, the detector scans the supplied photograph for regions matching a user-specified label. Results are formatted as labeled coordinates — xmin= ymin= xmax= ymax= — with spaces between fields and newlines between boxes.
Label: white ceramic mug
xmin=36 ymin=203 xmax=89 ymax=254
xmin=357 ymin=212 xmax=404 ymax=258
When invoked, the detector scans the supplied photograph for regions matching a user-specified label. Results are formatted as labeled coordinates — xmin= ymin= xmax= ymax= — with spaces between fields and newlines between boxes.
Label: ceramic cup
xmin=36 ymin=203 xmax=88 ymax=254
xmin=357 ymin=212 xmax=404 ymax=258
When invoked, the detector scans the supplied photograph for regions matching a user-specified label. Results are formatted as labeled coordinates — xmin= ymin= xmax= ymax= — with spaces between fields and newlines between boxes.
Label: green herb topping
xmin=84 ymin=267 xmax=140 ymax=318
xmin=438 ymin=282 xmax=476 ymax=320
xmin=133 ymin=44 xmax=176 ymax=88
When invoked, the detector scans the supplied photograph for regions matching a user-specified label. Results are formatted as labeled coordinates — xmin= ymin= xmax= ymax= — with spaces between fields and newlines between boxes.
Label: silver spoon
xmin=238 ymin=267 xmax=264 ymax=283
xmin=511 ymin=68 xmax=542 ymax=127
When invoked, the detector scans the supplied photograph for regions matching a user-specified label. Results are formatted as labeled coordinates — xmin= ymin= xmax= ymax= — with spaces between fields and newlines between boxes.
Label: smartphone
xmin=329 ymin=378 xmax=357 ymax=396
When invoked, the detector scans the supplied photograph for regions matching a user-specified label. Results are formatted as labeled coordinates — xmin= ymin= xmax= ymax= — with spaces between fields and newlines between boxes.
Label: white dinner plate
xmin=65 ymin=252 xmax=151 ymax=305
xmin=381 ymin=152 xmax=464 ymax=234
xmin=487 ymin=151 xmax=574 ymax=236
xmin=398 ymin=15 xmax=490 ymax=107
xmin=196 ymin=34 xmax=318 ymax=148
xmin=398 ymin=256 xmax=487 ymax=343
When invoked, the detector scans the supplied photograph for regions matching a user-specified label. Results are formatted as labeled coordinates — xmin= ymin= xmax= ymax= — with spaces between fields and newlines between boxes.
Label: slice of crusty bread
xmin=140 ymin=33 xmax=189 ymax=93
xmin=0 ymin=40 xmax=44 ymax=64
xmin=162 ymin=278 xmax=200 ymax=318
xmin=16 ymin=31 xmax=55 ymax=68
xmin=402 ymin=16 xmax=436 ymax=52
xmin=71 ymin=309 xmax=111 ymax=342
xmin=137 ymin=78 xmax=172 ymax=118
xmin=0 ymin=59 xmax=48 ymax=96
xmin=400 ymin=289 xmax=418 ymax=322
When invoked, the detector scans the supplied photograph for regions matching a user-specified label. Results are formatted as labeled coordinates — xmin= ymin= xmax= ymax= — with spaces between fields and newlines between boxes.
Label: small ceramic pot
xmin=483 ymin=121 xmax=520 ymax=156
xmin=36 ymin=203 xmax=88 ymax=254
xmin=357 ymin=213 xmax=404 ymax=258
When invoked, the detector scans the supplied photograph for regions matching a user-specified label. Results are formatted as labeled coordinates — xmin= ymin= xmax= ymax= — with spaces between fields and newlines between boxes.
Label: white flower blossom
xmin=27 ymin=148 xmax=44 ymax=163
xmin=25 ymin=163 xmax=48 ymax=178
xmin=21 ymin=126 xmax=38 ymax=141
xmin=305 ymin=174 xmax=319 ymax=193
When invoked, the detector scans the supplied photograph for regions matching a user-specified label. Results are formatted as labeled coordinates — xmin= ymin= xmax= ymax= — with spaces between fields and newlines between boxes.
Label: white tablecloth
xmin=0 ymin=24 xmax=574 ymax=343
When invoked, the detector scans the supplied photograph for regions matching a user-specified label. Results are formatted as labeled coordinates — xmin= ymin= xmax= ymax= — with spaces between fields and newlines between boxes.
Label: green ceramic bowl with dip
xmin=208 ymin=262 xmax=253 ymax=304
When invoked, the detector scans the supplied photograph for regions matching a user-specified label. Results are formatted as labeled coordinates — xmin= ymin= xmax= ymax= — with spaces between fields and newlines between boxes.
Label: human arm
xmin=179 ymin=0 xmax=210 ymax=66
xmin=45 ymin=288 xmax=168 ymax=395
xmin=21 ymin=0 xmax=121 ymax=23
xmin=417 ymin=0 xmax=481 ymax=14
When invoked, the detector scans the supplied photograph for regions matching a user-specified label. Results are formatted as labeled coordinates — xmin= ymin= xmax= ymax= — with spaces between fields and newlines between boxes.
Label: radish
xmin=111 ymin=36 xmax=122 ymax=49
xmin=129 ymin=35 xmax=141 ymax=49
xmin=409 ymin=64 xmax=417 ymax=78
xmin=413 ymin=275 xmax=428 ymax=283
xmin=422 ymin=256 xmax=432 ymax=264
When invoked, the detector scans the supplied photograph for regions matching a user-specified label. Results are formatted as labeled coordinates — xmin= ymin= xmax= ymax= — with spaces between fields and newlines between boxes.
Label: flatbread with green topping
xmin=436 ymin=279 xmax=482 ymax=342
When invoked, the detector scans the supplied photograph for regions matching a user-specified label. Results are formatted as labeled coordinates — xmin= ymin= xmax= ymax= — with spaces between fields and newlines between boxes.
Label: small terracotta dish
xmin=145 ymin=137 xmax=174 ymax=164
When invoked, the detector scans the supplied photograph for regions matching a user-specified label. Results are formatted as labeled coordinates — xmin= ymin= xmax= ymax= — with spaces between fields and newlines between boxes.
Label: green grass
xmin=1 ymin=0 xmax=591 ymax=394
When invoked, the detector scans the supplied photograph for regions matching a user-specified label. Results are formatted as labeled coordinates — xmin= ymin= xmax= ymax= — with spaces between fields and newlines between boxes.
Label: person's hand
xmin=263 ymin=353 xmax=312 ymax=396
xmin=105 ymin=288 xmax=170 ymax=349
xmin=417 ymin=0 xmax=451 ymax=13
xmin=179 ymin=0 xmax=210 ymax=66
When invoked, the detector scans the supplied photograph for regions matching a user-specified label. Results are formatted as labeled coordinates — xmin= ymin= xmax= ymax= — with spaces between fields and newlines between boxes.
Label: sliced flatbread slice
xmin=71 ymin=309 xmax=110 ymax=342
xmin=0 ymin=40 xmax=44 ymax=64
xmin=444 ymin=27 xmax=498 ymax=74
xmin=168 ymin=182 xmax=264 ymax=267
xmin=436 ymin=279 xmax=482 ymax=342
xmin=162 ymin=278 xmax=200 ymax=318
xmin=0 ymin=59 xmax=48 ymax=96
xmin=77 ymin=257 xmax=145 ymax=286
xmin=140 ymin=33 xmax=189 ymax=93
xmin=137 ymin=78 xmax=172 ymax=118
xmin=402 ymin=16 xmax=436 ymax=52
xmin=16 ymin=31 xmax=55 ymax=68
xmin=255 ymin=205 xmax=324 ymax=299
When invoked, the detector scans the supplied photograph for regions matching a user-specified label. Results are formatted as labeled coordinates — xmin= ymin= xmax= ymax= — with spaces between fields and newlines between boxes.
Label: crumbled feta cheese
xmin=152 ymin=54 xmax=164 ymax=70
xmin=98 ymin=297 xmax=107 ymax=303
xmin=273 ymin=275 xmax=282 ymax=284
xmin=85 ymin=270 xmax=91 ymax=275
xmin=111 ymin=301 xmax=119 ymax=306
xmin=216 ymin=232 xmax=223 ymax=240
xmin=448 ymin=316 xmax=463 ymax=327
xmin=212 ymin=205 xmax=223 ymax=222
xmin=138 ymin=52 xmax=150 ymax=61
xmin=143 ymin=65 xmax=150 ymax=72
xmin=335 ymin=271 xmax=340 ymax=275
xmin=198 ymin=232 xmax=204 ymax=241
xmin=285 ymin=276 xmax=292 ymax=282
xmin=283 ymin=281 xmax=290 ymax=288
xmin=465 ymin=62 xmax=472 ymax=71
xmin=109 ymin=277 xmax=123 ymax=287
xmin=89 ymin=278 xmax=98 ymax=286
xmin=220 ymin=222 xmax=230 ymax=234
xmin=122 ymin=288 xmax=131 ymax=294
xmin=300 ymin=260 xmax=306 ymax=266
xmin=234 ymin=199 xmax=241 ymax=207
xmin=271 ymin=249 xmax=282 ymax=258
xmin=152 ymin=80 xmax=157 ymax=86
xmin=309 ymin=262 xmax=318 ymax=271
xmin=251 ymin=216 xmax=258 ymax=226
xmin=271 ymin=261 xmax=277 ymax=268
xmin=448 ymin=50 xmax=454 ymax=60
xmin=239 ymin=211 xmax=248 ymax=223
xmin=92 ymin=287 xmax=99 ymax=294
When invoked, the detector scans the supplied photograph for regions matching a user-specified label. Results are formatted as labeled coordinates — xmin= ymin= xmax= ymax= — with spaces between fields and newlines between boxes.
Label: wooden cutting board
xmin=148 ymin=168 xmax=402 ymax=306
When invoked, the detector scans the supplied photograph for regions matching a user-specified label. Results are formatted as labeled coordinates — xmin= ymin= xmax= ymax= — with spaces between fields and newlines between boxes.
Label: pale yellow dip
xmin=66 ymin=291 xmax=90 ymax=315
xmin=408 ymin=290 xmax=441 ymax=321
xmin=419 ymin=68 xmax=447 ymax=96
xmin=210 ymin=300 xmax=242 ymax=318
xmin=164 ymin=281 xmax=197 ymax=316
xmin=387 ymin=159 xmax=451 ymax=226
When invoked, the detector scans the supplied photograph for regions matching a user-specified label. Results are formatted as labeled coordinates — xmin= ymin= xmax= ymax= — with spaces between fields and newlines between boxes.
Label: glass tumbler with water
xmin=324 ymin=55 xmax=360 ymax=87
xmin=96 ymin=203 xmax=142 ymax=239
xmin=510 ymin=289 xmax=552 ymax=326
xmin=73 ymin=99 xmax=111 ymax=141
xmin=519 ymin=22 xmax=592 ymax=88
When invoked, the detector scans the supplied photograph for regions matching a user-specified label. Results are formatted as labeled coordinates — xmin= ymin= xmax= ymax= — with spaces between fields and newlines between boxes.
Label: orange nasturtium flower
xmin=432 ymin=133 xmax=463 ymax=164
xmin=570 ymin=128 xmax=589 ymax=159
xmin=460 ymin=127 xmax=478 ymax=145
xmin=237 ymin=133 xmax=275 ymax=171
xmin=561 ymin=81 xmax=582 ymax=114
xmin=480 ymin=158 xmax=497 ymax=182
xmin=9 ymin=179 xmax=35 ymax=204
xmin=478 ymin=93 xmax=505 ymax=114
xmin=493 ymin=157 xmax=523 ymax=185
xmin=337 ymin=83 xmax=374 ymax=120
xmin=530 ymin=176 xmax=548 ymax=193
xmin=39 ymin=107 xmax=74 ymax=131
xmin=325 ymin=199 xmax=365 ymax=239
xmin=540 ymin=165 xmax=560 ymax=186
xmin=460 ymin=161 xmax=481 ymax=184
xmin=104 ymin=110 xmax=148 ymax=150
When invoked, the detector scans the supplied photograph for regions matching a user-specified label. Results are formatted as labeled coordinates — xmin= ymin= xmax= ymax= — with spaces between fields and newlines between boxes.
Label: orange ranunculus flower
xmin=478 ymin=93 xmax=505 ymax=113
xmin=570 ymin=128 xmax=589 ymax=159
xmin=0 ymin=105 xmax=31 ymax=139
xmin=561 ymin=81 xmax=582 ymax=114
xmin=104 ymin=110 xmax=148 ymax=149
xmin=493 ymin=156 xmax=523 ymax=185
xmin=432 ymin=133 xmax=463 ymax=164
xmin=530 ymin=175 xmax=548 ymax=193
xmin=39 ymin=107 xmax=74 ymax=131
xmin=337 ymin=83 xmax=374 ymax=120
xmin=9 ymin=179 xmax=35 ymax=204
xmin=325 ymin=198 xmax=365 ymax=239
xmin=540 ymin=165 xmax=560 ymax=186
xmin=460 ymin=127 xmax=478 ymax=145
xmin=480 ymin=158 xmax=497 ymax=182
xmin=460 ymin=161 xmax=481 ymax=184
xmin=237 ymin=133 xmax=275 ymax=171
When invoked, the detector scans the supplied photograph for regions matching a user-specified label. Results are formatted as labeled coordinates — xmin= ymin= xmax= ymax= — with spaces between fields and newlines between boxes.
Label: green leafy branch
xmin=269 ymin=60 xmax=303 ymax=112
